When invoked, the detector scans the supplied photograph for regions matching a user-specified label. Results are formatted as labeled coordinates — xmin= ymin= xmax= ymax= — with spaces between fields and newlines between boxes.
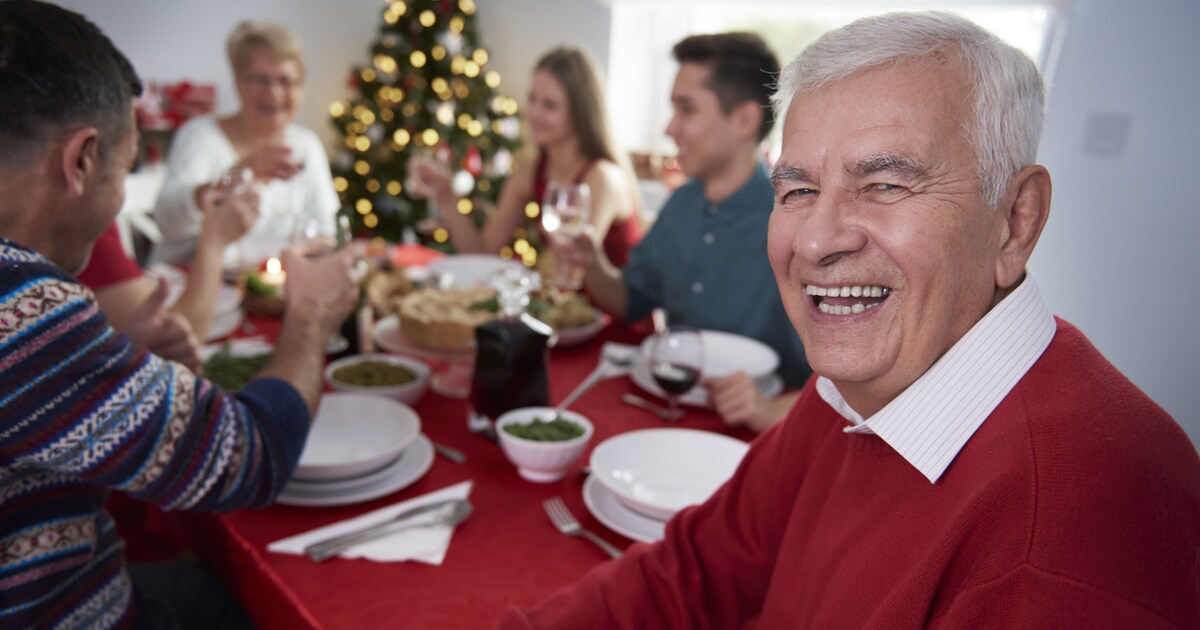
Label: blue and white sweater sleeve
xmin=0 ymin=250 xmax=309 ymax=511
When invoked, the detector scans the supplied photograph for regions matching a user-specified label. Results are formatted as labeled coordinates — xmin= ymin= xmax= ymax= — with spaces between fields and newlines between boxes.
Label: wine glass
xmin=407 ymin=150 xmax=444 ymax=240
xmin=291 ymin=215 xmax=338 ymax=259
xmin=647 ymin=325 xmax=704 ymax=421
xmin=214 ymin=165 xmax=255 ymax=273
xmin=540 ymin=181 xmax=591 ymax=290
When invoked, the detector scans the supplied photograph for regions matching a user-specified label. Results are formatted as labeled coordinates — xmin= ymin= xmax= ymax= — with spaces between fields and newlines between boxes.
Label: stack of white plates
xmin=630 ymin=330 xmax=784 ymax=407
xmin=276 ymin=393 xmax=434 ymax=507
xmin=584 ymin=428 xmax=749 ymax=542
xmin=150 ymin=263 xmax=245 ymax=342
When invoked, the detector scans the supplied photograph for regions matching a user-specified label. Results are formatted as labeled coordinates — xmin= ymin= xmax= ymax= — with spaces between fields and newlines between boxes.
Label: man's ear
xmin=995 ymin=164 xmax=1052 ymax=289
xmin=729 ymin=100 xmax=764 ymax=143
xmin=58 ymin=127 xmax=101 ymax=198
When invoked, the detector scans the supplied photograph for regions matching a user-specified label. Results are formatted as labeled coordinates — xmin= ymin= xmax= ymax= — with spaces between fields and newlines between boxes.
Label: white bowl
xmin=294 ymin=393 xmax=422 ymax=481
xmin=496 ymin=407 xmax=594 ymax=483
xmin=324 ymin=353 xmax=431 ymax=406
xmin=589 ymin=428 xmax=749 ymax=521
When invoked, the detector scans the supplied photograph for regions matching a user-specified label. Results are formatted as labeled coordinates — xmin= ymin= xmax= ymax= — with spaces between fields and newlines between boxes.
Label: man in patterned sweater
xmin=0 ymin=2 xmax=359 ymax=627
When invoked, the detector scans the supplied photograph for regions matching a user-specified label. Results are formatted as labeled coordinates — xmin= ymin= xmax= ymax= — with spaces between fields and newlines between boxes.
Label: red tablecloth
xmin=136 ymin=316 xmax=753 ymax=628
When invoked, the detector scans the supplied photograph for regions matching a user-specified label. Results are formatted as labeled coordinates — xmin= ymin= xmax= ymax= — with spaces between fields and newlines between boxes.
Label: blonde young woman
xmin=153 ymin=20 xmax=339 ymax=268
xmin=411 ymin=47 xmax=642 ymax=267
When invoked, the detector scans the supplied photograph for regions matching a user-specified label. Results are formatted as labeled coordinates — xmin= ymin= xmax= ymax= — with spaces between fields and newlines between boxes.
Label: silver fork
xmin=542 ymin=496 xmax=623 ymax=559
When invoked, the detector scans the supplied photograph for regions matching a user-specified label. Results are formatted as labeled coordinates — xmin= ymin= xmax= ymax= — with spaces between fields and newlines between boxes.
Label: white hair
xmin=773 ymin=11 xmax=1045 ymax=209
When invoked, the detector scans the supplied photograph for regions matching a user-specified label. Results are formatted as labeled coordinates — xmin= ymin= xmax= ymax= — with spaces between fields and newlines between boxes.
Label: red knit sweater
xmin=502 ymin=319 xmax=1200 ymax=628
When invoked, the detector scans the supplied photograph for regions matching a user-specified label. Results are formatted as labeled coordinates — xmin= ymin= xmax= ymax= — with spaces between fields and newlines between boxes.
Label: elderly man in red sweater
xmin=501 ymin=11 xmax=1200 ymax=629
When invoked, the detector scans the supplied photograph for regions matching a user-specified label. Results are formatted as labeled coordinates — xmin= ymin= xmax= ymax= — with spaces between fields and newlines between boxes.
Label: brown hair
xmin=534 ymin=47 xmax=616 ymax=163
xmin=226 ymin=20 xmax=304 ymax=78
xmin=673 ymin=32 xmax=780 ymax=142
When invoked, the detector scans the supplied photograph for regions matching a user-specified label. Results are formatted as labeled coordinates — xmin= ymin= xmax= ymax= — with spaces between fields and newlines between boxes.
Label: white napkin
xmin=267 ymin=480 xmax=473 ymax=564
xmin=599 ymin=342 xmax=638 ymax=377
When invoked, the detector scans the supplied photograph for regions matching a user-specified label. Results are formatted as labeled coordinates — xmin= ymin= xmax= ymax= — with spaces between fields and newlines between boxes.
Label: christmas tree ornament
xmin=451 ymin=170 xmax=475 ymax=197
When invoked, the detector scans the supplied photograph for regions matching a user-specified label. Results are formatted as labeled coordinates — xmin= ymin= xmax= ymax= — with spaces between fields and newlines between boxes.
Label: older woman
xmin=153 ymin=20 xmax=339 ymax=268
xmin=411 ymin=47 xmax=642 ymax=268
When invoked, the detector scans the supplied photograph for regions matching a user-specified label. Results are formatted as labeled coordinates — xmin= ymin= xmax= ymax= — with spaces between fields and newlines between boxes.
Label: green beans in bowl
xmin=496 ymin=408 xmax=594 ymax=483
xmin=323 ymin=354 xmax=431 ymax=405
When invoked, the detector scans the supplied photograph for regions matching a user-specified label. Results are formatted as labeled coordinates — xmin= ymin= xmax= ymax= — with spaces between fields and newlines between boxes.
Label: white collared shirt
xmin=816 ymin=274 xmax=1057 ymax=483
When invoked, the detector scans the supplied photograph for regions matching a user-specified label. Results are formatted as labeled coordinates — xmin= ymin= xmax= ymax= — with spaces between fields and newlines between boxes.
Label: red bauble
xmin=463 ymin=144 xmax=482 ymax=177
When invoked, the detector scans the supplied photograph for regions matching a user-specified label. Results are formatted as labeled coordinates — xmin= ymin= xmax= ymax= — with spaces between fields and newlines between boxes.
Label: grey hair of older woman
xmin=772 ymin=11 xmax=1045 ymax=210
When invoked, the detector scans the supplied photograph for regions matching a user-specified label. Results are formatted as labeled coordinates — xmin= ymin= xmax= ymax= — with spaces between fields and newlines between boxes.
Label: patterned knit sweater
xmin=0 ymin=239 xmax=310 ymax=629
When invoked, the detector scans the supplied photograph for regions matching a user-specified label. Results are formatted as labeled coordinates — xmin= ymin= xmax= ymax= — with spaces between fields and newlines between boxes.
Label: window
xmin=607 ymin=1 xmax=1065 ymax=156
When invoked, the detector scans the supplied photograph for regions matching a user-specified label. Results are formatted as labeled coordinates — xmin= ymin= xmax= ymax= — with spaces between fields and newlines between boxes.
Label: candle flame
xmin=266 ymin=257 xmax=282 ymax=274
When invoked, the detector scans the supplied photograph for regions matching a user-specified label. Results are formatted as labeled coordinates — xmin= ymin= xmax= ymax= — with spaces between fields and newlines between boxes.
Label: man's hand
xmin=125 ymin=277 xmax=203 ymax=373
xmin=280 ymin=248 xmax=360 ymax=335
xmin=199 ymin=184 xmax=260 ymax=247
xmin=705 ymin=372 xmax=794 ymax=433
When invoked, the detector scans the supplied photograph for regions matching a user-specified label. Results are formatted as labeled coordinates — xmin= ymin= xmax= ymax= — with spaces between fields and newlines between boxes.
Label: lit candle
xmin=261 ymin=256 xmax=287 ymax=291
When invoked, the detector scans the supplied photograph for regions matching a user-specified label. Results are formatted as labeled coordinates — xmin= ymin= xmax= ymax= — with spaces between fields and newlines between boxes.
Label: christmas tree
xmin=329 ymin=0 xmax=522 ymax=254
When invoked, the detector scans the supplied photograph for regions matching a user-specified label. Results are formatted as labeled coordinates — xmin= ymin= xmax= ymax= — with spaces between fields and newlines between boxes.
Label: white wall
xmin=51 ymin=0 xmax=1198 ymax=445
xmin=50 ymin=0 xmax=610 ymax=151
xmin=1033 ymin=0 xmax=1200 ymax=446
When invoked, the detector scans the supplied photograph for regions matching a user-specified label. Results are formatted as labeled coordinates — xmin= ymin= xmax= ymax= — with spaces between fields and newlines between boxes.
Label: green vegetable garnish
xmin=331 ymin=360 xmax=416 ymax=387
xmin=204 ymin=348 xmax=271 ymax=390
xmin=244 ymin=273 xmax=280 ymax=297
xmin=503 ymin=415 xmax=585 ymax=442
xmin=470 ymin=295 xmax=499 ymax=312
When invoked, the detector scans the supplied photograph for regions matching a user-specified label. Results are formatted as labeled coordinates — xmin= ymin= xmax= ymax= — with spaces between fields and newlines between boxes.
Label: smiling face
xmin=767 ymin=56 xmax=1009 ymax=417
xmin=235 ymin=46 xmax=302 ymax=136
xmin=526 ymin=69 xmax=573 ymax=147
xmin=665 ymin=62 xmax=740 ymax=181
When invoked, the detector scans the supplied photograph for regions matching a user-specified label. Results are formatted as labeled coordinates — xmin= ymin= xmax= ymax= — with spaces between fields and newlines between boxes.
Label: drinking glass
xmin=540 ymin=181 xmax=591 ymax=290
xmin=214 ymin=166 xmax=255 ymax=273
xmin=407 ymin=150 xmax=444 ymax=240
xmin=291 ymin=215 xmax=338 ymax=259
xmin=647 ymin=325 xmax=704 ymax=421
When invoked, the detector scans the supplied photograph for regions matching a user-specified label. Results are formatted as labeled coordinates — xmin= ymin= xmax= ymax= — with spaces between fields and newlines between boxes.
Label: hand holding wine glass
xmin=540 ymin=181 xmax=591 ymax=291
xmin=648 ymin=325 xmax=704 ymax=421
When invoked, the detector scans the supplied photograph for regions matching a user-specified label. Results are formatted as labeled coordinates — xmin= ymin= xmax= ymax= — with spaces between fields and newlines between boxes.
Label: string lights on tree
xmin=329 ymin=0 xmax=522 ymax=252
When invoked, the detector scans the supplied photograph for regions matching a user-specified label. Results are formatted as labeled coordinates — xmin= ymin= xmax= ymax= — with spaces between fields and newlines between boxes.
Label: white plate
xmin=200 ymin=336 xmax=273 ymax=362
xmin=589 ymin=428 xmax=749 ymax=521
xmin=582 ymin=475 xmax=664 ymax=543
xmin=292 ymin=393 xmax=422 ymax=482
xmin=276 ymin=435 xmax=434 ymax=507
xmin=639 ymin=329 xmax=779 ymax=380
xmin=205 ymin=308 xmax=245 ymax=342
xmin=553 ymin=309 xmax=609 ymax=348
xmin=426 ymin=254 xmax=524 ymax=289
xmin=630 ymin=363 xmax=783 ymax=408
xmin=150 ymin=264 xmax=242 ymax=316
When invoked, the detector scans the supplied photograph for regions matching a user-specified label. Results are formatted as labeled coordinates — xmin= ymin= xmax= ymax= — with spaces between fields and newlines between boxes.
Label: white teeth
xmin=818 ymin=301 xmax=884 ymax=316
xmin=805 ymin=284 xmax=890 ymax=300
xmin=807 ymin=283 xmax=891 ymax=317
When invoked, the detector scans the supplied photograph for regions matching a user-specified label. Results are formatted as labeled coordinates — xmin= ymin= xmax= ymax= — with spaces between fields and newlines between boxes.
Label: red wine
xmin=652 ymin=362 xmax=700 ymax=395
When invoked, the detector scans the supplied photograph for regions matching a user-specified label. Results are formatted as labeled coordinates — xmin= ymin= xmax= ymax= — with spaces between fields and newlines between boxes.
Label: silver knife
xmin=303 ymin=498 xmax=471 ymax=562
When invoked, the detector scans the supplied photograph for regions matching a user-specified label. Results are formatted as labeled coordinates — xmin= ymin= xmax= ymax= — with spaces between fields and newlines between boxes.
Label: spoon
xmin=621 ymin=393 xmax=683 ymax=421
xmin=553 ymin=346 xmax=638 ymax=414
xmin=304 ymin=498 xmax=473 ymax=562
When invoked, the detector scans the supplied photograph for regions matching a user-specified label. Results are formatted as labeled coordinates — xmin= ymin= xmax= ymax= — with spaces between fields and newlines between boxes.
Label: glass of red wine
xmin=648 ymin=325 xmax=704 ymax=421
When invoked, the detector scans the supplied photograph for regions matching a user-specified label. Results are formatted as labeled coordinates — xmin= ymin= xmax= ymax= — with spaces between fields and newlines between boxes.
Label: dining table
xmin=112 ymin=265 xmax=757 ymax=629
